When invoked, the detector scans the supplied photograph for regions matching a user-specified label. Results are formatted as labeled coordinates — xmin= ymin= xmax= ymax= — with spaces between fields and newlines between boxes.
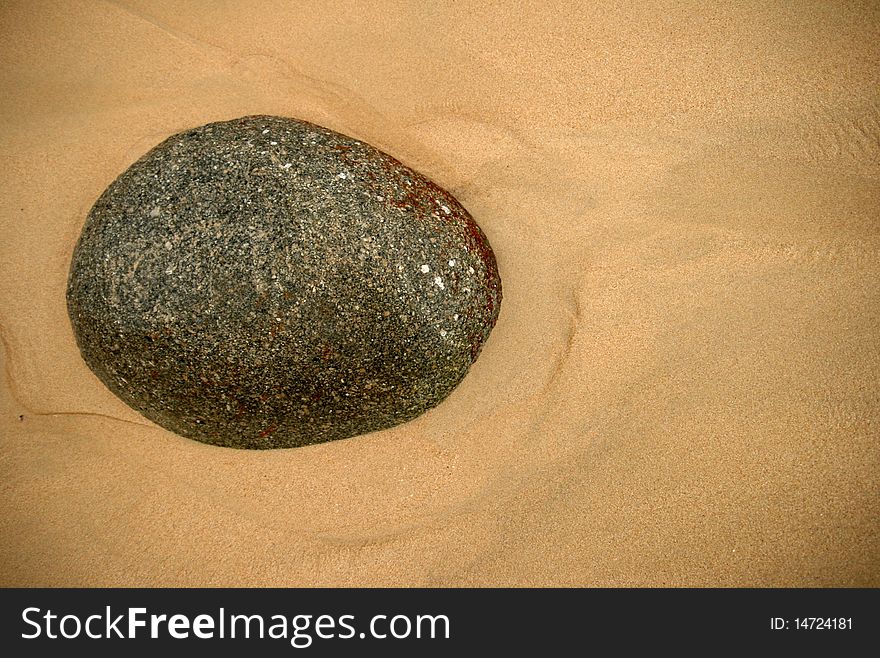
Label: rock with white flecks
xmin=67 ymin=115 xmax=502 ymax=448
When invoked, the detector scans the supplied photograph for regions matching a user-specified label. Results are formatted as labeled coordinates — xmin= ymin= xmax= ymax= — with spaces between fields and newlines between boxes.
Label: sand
xmin=1 ymin=0 xmax=878 ymax=587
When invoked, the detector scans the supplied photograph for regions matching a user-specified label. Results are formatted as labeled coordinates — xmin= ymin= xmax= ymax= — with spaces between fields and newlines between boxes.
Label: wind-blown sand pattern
xmin=1 ymin=1 xmax=878 ymax=586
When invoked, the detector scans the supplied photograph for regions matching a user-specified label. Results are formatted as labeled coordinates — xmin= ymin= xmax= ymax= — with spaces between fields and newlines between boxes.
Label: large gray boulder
xmin=67 ymin=116 xmax=502 ymax=448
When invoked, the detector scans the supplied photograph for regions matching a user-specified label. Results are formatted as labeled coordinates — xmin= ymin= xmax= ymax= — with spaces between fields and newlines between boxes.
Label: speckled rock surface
xmin=67 ymin=115 xmax=502 ymax=449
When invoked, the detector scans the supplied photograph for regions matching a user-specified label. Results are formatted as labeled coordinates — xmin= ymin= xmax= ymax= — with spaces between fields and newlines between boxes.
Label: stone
xmin=66 ymin=115 xmax=502 ymax=449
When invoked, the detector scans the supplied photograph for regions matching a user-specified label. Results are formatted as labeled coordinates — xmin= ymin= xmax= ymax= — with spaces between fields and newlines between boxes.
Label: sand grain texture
xmin=1 ymin=0 xmax=878 ymax=586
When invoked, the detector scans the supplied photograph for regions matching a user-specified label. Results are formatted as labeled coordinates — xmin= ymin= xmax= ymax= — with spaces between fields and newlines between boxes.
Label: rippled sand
xmin=1 ymin=1 xmax=878 ymax=586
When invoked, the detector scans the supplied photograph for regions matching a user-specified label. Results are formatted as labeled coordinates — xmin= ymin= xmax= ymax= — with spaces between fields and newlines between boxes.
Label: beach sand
xmin=1 ymin=0 xmax=878 ymax=586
